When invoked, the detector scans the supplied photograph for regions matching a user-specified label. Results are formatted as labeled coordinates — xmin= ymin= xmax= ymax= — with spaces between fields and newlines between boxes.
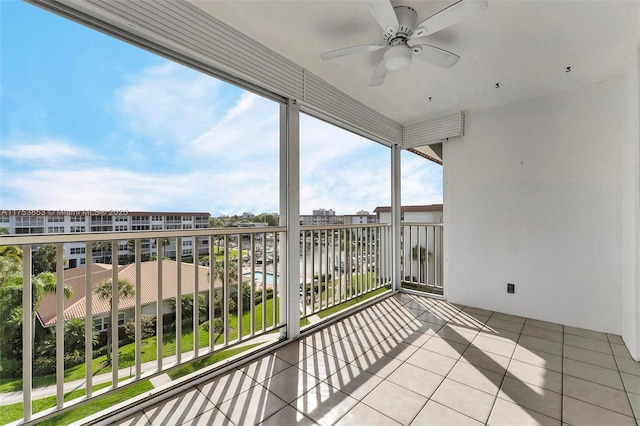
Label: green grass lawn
xmin=0 ymin=298 xmax=282 ymax=393
xmin=166 ymin=343 xmax=262 ymax=380
xmin=37 ymin=380 xmax=154 ymax=426
xmin=212 ymin=246 xmax=245 ymax=262
xmin=317 ymin=286 xmax=390 ymax=318
xmin=0 ymin=377 xmax=134 ymax=425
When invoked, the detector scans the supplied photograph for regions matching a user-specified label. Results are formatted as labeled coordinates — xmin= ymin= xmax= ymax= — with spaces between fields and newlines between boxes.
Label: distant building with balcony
xmin=300 ymin=209 xmax=377 ymax=226
xmin=342 ymin=210 xmax=377 ymax=225
xmin=0 ymin=211 xmax=211 ymax=268
xmin=300 ymin=208 xmax=337 ymax=226
xmin=374 ymin=204 xmax=443 ymax=224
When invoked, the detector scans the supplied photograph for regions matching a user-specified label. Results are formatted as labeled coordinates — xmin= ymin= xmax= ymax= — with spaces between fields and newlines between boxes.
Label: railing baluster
xmin=261 ymin=233 xmax=268 ymax=329
xmin=85 ymin=242 xmax=94 ymax=396
xmin=56 ymin=243 xmax=64 ymax=409
xmin=318 ymin=229 xmax=323 ymax=311
xmin=223 ymin=237 xmax=229 ymax=346
xmin=209 ymin=236 xmax=215 ymax=352
xmin=156 ymin=244 xmax=163 ymax=371
xmin=176 ymin=237 xmax=182 ymax=364
xmin=273 ymin=232 xmax=279 ymax=327
xmin=135 ymin=239 xmax=142 ymax=379
xmin=237 ymin=232 xmax=242 ymax=343
xmin=250 ymin=234 xmax=255 ymax=337
xmin=22 ymin=245 xmax=32 ymax=422
xmin=112 ymin=243 xmax=119 ymax=388
xmin=193 ymin=235 xmax=200 ymax=357
xmin=302 ymin=230 xmax=307 ymax=316
xmin=324 ymin=229 xmax=333 ymax=308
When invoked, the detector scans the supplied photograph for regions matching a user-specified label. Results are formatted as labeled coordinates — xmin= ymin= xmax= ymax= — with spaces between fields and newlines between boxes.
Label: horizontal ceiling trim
xmin=403 ymin=111 xmax=465 ymax=149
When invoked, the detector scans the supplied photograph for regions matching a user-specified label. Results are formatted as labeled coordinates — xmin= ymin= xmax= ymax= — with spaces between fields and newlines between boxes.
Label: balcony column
xmin=391 ymin=144 xmax=402 ymax=292
xmin=280 ymin=99 xmax=301 ymax=340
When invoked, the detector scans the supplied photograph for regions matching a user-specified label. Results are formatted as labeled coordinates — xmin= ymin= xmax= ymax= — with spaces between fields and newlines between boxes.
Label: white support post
xmin=391 ymin=144 xmax=402 ymax=292
xmin=193 ymin=237 xmax=199 ymax=357
xmin=157 ymin=244 xmax=163 ymax=371
xmin=111 ymin=244 xmax=119 ymax=388
xmin=85 ymin=242 xmax=93 ymax=396
xmin=22 ymin=246 xmax=32 ymax=422
xmin=176 ymin=238 xmax=182 ymax=364
xmin=135 ymin=240 xmax=142 ymax=379
xmin=280 ymin=100 xmax=301 ymax=340
xmin=56 ymin=243 xmax=65 ymax=409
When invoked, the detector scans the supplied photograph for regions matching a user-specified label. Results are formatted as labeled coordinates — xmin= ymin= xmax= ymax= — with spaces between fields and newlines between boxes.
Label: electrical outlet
xmin=507 ymin=283 xmax=515 ymax=294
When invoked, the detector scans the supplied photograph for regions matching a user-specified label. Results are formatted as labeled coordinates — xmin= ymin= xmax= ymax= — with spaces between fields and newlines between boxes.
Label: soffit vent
xmin=403 ymin=111 xmax=465 ymax=149
xmin=303 ymin=72 xmax=403 ymax=146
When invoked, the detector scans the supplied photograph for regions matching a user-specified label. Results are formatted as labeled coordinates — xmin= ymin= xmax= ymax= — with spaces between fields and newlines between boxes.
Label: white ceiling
xmin=192 ymin=0 xmax=639 ymax=125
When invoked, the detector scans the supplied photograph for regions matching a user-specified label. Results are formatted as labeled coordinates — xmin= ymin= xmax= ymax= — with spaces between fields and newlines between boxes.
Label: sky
xmin=0 ymin=1 xmax=442 ymax=216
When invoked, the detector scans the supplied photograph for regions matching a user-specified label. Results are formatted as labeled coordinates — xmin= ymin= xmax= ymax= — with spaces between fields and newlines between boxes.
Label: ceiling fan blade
xmin=369 ymin=59 xmax=388 ymax=87
xmin=321 ymin=44 xmax=385 ymax=60
xmin=365 ymin=0 xmax=399 ymax=34
xmin=413 ymin=0 xmax=488 ymax=38
xmin=412 ymin=44 xmax=460 ymax=69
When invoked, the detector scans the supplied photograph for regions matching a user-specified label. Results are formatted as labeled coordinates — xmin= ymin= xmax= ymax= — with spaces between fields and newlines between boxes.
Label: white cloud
xmin=0 ymin=138 xmax=95 ymax=165
xmin=1 ymin=60 xmax=442 ymax=216
xmin=115 ymin=62 xmax=223 ymax=145
xmin=401 ymin=152 xmax=443 ymax=205
xmin=1 ymin=168 xmax=205 ymax=211
xmin=190 ymin=92 xmax=280 ymax=157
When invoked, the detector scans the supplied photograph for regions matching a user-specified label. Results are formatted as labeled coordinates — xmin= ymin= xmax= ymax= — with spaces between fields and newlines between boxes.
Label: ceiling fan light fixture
xmin=384 ymin=44 xmax=412 ymax=71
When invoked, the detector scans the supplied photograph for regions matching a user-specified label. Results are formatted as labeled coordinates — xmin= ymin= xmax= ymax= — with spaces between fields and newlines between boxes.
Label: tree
xmin=0 ymin=256 xmax=21 ymax=286
xmin=91 ymin=241 xmax=112 ymax=264
xmin=124 ymin=315 xmax=156 ymax=340
xmin=212 ymin=259 xmax=239 ymax=284
xmin=168 ymin=294 xmax=207 ymax=328
xmin=94 ymin=278 xmax=134 ymax=365
xmin=64 ymin=318 xmax=99 ymax=353
xmin=0 ymin=245 xmax=22 ymax=263
xmin=0 ymin=259 xmax=72 ymax=360
xmin=33 ymin=244 xmax=62 ymax=274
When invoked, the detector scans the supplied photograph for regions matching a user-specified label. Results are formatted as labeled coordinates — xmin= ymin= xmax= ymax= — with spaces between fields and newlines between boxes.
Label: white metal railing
xmin=400 ymin=222 xmax=444 ymax=293
xmin=0 ymin=227 xmax=286 ymax=424
xmin=299 ymin=223 xmax=392 ymax=320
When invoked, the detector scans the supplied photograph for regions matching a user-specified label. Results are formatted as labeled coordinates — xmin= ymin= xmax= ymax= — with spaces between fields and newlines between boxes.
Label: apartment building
xmin=0 ymin=210 xmax=210 ymax=268
xmin=300 ymin=208 xmax=377 ymax=226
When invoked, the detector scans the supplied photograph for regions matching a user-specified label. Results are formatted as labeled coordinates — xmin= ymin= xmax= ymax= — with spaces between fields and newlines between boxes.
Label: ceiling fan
xmin=321 ymin=0 xmax=488 ymax=86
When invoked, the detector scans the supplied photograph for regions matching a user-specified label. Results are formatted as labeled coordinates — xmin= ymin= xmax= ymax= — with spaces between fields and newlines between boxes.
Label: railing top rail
xmin=0 ymin=226 xmax=287 ymax=246
xmin=400 ymin=222 xmax=444 ymax=227
xmin=300 ymin=223 xmax=390 ymax=231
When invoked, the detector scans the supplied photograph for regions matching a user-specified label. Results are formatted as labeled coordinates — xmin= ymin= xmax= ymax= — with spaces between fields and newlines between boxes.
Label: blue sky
xmin=0 ymin=1 xmax=442 ymax=216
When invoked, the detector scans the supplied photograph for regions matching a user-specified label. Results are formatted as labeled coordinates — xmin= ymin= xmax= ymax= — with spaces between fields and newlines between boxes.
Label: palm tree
xmin=0 ymin=256 xmax=21 ymax=286
xmin=33 ymin=244 xmax=61 ymax=274
xmin=94 ymin=278 xmax=134 ymax=365
xmin=0 ymin=245 xmax=22 ymax=263
xmin=91 ymin=241 xmax=112 ymax=264
xmin=64 ymin=317 xmax=99 ymax=353
xmin=127 ymin=239 xmax=136 ymax=263
xmin=0 ymin=262 xmax=72 ymax=360
xmin=212 ymin=259 xmax=239 ymax=284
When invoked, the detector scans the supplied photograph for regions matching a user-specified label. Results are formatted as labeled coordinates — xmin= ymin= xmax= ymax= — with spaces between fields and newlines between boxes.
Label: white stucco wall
xmin=444 ymin=78 xmax=627 ymax=335
xmin=621 ymin=48 xmax=640 ymax=360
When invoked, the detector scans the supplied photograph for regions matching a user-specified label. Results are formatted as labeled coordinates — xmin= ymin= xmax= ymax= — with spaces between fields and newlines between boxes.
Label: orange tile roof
xmin=38 ymin=260 xmax=213 ymax=326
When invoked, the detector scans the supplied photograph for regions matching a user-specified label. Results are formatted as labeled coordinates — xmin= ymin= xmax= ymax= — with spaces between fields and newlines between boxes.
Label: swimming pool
xmin=242 ymin=271 xmax=278 ymax=285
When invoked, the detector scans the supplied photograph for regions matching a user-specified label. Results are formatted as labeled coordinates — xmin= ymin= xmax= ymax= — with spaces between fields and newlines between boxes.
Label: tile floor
xmin=113 ymin=293 xmax=640 ymax=425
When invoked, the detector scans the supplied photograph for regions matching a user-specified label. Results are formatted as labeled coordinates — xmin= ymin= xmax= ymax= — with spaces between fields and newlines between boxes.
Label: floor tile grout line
xmin=610 ymin=336 xmax=640 ymax=424
xmin=129 ymin=295 xmax=639 ymax=426
xmin=561 ymin=322 xmax=565 ymax=425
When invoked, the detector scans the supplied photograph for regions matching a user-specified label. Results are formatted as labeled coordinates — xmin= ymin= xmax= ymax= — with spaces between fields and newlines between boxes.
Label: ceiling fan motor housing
xmin=383 ymin=6 xmax=417 ymax=43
